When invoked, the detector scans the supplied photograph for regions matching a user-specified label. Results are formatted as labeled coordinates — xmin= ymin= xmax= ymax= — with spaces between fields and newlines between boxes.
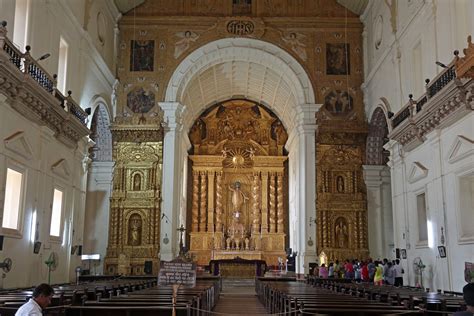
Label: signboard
xmin=158 ymin=260 xmax=196 ymax=287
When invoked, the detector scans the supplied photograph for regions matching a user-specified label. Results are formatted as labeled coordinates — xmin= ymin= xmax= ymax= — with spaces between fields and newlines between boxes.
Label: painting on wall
xmin=326 ymin=43 xmax=350 ymax=75
xmin=127 ymin=88 xmax=155 ymax=113
xmin=130 ymin=40 xmax=155 ymax=71
xmin=324 ymin=90 xmax=353 ymax=114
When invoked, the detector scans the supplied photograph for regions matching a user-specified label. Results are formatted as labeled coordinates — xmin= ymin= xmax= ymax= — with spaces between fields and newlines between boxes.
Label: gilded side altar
xmin=188 ymin=100 xmax=287 ymax=266
xmin=104 ymin=123 xmax=164 ymax=275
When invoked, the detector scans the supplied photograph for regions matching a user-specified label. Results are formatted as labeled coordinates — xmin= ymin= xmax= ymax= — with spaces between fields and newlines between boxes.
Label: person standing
xmin=15 ymin=283 xmax=54 ymax=316
xmin=394 ymin=259 xmax=404 ymax=287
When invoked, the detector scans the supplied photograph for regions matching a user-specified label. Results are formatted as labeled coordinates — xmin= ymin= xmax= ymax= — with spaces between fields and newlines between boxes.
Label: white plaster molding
xmin=447 ymin=135 xmax=474 ymax=164
xmin=408 ymin=161 xmax=429 ymax=184
xmin=51 ymin=159 xmax=71 ymax=180
xmin=165 ymin=38 xmax=315 ymax=133
xmin=4 ymin=131 xmax=33 ymax=161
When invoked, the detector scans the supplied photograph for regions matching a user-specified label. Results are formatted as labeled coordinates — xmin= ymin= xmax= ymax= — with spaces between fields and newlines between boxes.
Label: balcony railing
xmin=388 ymin=43 xmax=474 ymax=151
xmin=391 ymin=62 xmax=457 ymax=129
xmin=0 ymin=21 xmax=88 ymax=126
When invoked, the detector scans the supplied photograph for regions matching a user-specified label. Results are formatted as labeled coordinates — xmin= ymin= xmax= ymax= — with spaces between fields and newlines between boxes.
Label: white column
xmin=363 ymin=165 xmax=393 ymax=259
xmin=159 ymin=102 xmax=184 ymax=260
xmin=286 ymin=103 xmax=321 ymax=275
xmin=84 ymin=160 xmax=113 ymax=273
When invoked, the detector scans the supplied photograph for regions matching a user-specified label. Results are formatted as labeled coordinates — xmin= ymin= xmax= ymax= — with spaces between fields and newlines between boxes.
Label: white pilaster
xmin=363 ymin=165 xmax=393 ymax=259
xmin=159 ymin=102 xmax=184 ymax=260
xmin=286 ymin=103 xmax=321 ymax=275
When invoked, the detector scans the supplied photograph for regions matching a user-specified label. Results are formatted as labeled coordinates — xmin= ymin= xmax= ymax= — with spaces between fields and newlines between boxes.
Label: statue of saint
xmin=129 ymin=217 xmax=142 ymax=246
xmin=133 ymin=173 xmax=141 ymax=191
xmin=336 ymin=176 xmax=344 ymax=193
xmin=335 ymin=221 xmax=348 ymax=248
xmin=229 ymin=181 xmax=248 ymax=212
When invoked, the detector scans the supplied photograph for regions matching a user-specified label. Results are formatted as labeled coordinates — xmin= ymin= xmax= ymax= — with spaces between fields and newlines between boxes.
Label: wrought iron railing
xmin=391 ymin=62 xmax=457 ymax=129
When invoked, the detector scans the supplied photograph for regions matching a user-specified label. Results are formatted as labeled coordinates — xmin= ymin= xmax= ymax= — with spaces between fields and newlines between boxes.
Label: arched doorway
xmin=186 ymin=99 xmax=288 ymax=266
xmin=363 ymin=106 xmax=394 ymax=259
xmin=160 ymin=37 xmax=320 ymax=273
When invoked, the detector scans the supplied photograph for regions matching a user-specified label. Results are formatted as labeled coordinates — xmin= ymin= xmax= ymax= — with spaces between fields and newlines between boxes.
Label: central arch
xmin=160 ymin=37 xmax=320 ymax=273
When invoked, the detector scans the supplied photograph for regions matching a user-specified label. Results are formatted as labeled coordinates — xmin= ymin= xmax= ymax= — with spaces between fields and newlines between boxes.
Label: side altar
xmin=187 ymin=100 xmax=288 ymax=266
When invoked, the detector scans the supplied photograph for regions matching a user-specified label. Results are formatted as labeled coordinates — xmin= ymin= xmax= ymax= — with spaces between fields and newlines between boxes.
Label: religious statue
xmin=335 ymin=220 xmax=348 ymax=248
xmin=129 ymin=215 xmax=142 ymax=246
xmin=336 ymin=176 xmax=344 ymax=193
xmin=133 ymin=173 xmax=141 ymax=191
xmin=229 ymin=181 xmax=249 ymax=212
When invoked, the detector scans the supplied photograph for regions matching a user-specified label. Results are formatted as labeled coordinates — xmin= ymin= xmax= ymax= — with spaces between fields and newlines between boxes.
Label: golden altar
xmin=187 ymin=100 xmax=288 ymax=266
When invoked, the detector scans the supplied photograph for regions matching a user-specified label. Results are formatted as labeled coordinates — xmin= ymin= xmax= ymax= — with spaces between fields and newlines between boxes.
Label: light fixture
xmin=37 ymin=53 xmax=51 ymax=61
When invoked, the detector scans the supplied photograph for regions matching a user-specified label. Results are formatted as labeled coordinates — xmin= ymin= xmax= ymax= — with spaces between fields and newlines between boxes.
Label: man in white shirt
xmin=394 ymin=259 xmax=404 ymax=287
xmin=15 ymin=283 xmax=54 ymax=316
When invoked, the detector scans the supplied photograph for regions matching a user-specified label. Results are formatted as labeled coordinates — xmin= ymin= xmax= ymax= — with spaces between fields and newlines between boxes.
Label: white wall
xmin=362 ymin=0 xmax=474 ymax=291
xmin=0 ymin=101 xmax=89 ymax=287
xmin=0 ymin=0 xmax=118 ymax=287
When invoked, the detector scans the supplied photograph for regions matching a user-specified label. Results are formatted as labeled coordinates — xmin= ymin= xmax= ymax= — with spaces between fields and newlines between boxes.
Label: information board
xmin=158 ymin=260 xmax=196 ymax=287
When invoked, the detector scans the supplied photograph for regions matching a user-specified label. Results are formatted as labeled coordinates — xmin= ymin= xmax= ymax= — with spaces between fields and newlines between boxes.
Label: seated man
xmin=15 ymin=283 xmax=54 ymax=316
xmin=454 ymin=283 xmax=474 ymax=316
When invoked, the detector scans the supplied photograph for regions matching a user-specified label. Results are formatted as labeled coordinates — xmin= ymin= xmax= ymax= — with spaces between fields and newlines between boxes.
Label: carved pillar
xmin=251 ymin=172 xmax=260 ymax=234
xmin=199 ymin=171 xmax=207 ymax=232
xmin=191 ymin=170 xmax=199 ymax=232
xmin=269 ymin=173 xmax=276 ymax=233
xmin=261 ymin=172 xmax=269 ymax=232
xmin=207 ymin=171 xmax=215 ymax=232
xmin=277 ymin=172 xmax=284 ymax=233
xmin=215 ymin=172 xmax=223 ymax=233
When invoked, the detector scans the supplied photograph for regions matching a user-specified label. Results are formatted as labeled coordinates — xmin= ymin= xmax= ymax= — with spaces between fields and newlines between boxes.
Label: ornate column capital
xmin=159 ymin=102 xmax=185 ymax=131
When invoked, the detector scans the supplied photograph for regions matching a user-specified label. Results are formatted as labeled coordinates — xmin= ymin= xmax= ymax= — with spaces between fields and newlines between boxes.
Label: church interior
xmin=0 ymin=0 xmax=473 ymax=314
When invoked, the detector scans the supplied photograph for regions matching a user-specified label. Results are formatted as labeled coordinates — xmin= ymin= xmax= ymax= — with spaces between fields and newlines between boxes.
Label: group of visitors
xmin=312 ymin=258 xmax=405 ymax=286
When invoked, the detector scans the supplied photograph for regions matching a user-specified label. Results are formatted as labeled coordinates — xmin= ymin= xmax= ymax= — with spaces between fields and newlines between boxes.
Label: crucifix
xmin=177 ymin=224 xmax=186 ymax=255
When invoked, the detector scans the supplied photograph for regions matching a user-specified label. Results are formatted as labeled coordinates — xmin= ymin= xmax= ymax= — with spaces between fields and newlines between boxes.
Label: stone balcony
xmin=0 ymin=21 xmax=90 ymax=148
xmin=388 ymin=39 xmax=474 ymax=152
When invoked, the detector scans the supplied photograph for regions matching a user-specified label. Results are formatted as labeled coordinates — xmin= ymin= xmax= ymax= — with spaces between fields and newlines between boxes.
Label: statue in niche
xmin=129 ymin=215 xmax=142 ymax=246
xmin=133 ymin=173 xmax=142 ymax=191
xmin=336 ymin=176 xmax=344 ymax=193
xmin=229 ymin=181 xmax=248 ymax=213
xmin=335 ymin=219 xmax=348 ymax=248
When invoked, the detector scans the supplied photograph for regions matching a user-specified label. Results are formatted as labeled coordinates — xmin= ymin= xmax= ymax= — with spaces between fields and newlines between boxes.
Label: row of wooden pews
xmin=0 ymin=276 xmax=221 ymax=316
xmin=307 ymin=276 xmax=466 ymax=314
xmin=257 ymin=279 xmax=418 ymax=315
